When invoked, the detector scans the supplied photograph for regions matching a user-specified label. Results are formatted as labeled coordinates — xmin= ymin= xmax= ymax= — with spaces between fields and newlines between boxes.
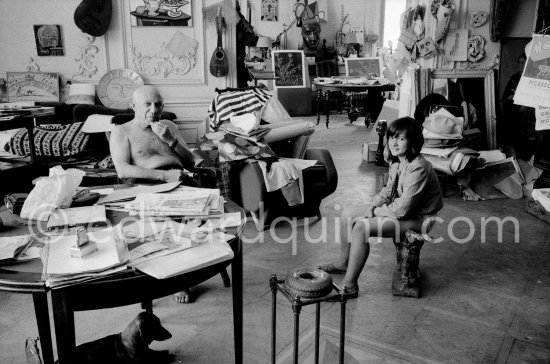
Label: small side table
xmin=247 ymin=68 xmax=278 ymax=87
xmin=269 ymin=274 xmax=352 ymax=364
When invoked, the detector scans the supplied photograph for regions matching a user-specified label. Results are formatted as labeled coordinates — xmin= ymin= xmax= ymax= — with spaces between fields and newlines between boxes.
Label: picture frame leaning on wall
xmin=7 ymin=72 xmax=60 ymax=102
xmin=271 ymin=50 xmax=307 ymax=88
xmin=345 ymin=57 xmax=383 ymax=78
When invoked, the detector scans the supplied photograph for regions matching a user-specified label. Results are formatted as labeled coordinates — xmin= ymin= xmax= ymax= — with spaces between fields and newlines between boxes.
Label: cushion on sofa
xmin=4 ymin=122 xmax=89 ymax=157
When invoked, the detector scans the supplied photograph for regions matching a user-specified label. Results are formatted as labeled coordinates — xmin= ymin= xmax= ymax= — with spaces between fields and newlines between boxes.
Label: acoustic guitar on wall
xmin=209 ymin=8 xmax=229 ymax=78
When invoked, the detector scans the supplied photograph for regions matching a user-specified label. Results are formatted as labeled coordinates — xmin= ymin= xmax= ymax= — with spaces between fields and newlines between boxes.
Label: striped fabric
xmin=5 ymin=122 xmax=89 ymax=157
xmin=208 ymin=88 xmax=271 ymax=131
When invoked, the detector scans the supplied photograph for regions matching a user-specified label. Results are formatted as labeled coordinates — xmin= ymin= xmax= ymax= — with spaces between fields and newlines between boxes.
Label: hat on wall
xmin=74 ymin=0 xmax=112 ymax=37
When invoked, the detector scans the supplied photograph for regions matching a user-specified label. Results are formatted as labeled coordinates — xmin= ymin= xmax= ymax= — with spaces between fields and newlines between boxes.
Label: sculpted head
xmin=301 ymin=20 xmax=321 ymax=51
xmin=132 ymin=85 xmax=164 ymax=125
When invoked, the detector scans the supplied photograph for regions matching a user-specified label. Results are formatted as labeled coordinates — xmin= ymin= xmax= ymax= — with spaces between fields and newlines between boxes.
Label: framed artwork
xmin=0 ymin=72 xmax=7 ymax=103
xmin=7 ymin=72 xmax=60 ymax=102
xmin=261 ymin=0 xmax=278 ymax=21
xmin=345 ymin=57 xmax=383 ymax=77
xmin=33 ymin=25 xmax=64 ymax=56
xmin=272 ymin=50 xmax=306 ymax=88
xmin=129 ymin=0 xmax=192 ymax=27
xmin=445 ymin=29 xmax=468 ymax=61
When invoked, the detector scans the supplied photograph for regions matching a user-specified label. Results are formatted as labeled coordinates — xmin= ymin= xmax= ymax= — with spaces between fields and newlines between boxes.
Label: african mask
xmin=467 ymin=35 xmax=485 ymax=62
xmin=417 ymin=36 xmax=437 ymax=59
xmin=434 ymin=2 xmax=454 ymax=42
xmin=469 ymin=11 xmax=489 ymax=27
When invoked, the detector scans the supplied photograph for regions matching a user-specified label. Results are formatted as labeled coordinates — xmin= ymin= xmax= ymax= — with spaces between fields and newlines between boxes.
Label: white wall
xmin=0 ymin=0 xmax=236 ymax=138
xmin=245 ymin=0 xmax=384 ymax=56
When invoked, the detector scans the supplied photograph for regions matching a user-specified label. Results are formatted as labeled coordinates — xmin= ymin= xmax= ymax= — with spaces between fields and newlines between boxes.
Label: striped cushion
xmin=4 ymin=122 xmax=89 ymax=157
xmin=208 ymin=88 xmax=271 ymax=131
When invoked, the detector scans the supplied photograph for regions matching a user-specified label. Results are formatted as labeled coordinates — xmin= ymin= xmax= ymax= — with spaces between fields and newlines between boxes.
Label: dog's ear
xmin=138 ymin=312 xmax=172 ymax=344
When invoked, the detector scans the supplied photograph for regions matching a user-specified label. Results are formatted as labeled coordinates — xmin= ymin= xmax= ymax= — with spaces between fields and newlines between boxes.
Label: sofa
xmin=0 ymin=102 xmax=177 ymax=188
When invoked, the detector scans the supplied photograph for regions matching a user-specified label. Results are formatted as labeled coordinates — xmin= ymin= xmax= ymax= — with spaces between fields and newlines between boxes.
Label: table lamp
xmin=344 ymin=32 xmax=360 ymax=57
xmin=256 ymin=36 xmax=272 ymax=59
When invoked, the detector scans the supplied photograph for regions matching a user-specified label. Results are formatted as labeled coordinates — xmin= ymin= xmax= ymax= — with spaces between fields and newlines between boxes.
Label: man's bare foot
xmin=317 ymin=262 xmax=347 ymax=274
xmin=173 ymin=289 xmax=193 ymax=303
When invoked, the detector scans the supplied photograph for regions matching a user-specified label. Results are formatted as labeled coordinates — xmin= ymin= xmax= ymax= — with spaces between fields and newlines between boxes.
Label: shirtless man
xmin=110 ymin=85 xmax=195 ymax=184
xmin=110 ymin=85 xmax=197 ymax=303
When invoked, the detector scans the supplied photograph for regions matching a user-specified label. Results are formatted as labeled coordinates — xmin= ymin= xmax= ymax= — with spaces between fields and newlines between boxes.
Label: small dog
xmin=73 ymin=311 xmax=172 ymax=364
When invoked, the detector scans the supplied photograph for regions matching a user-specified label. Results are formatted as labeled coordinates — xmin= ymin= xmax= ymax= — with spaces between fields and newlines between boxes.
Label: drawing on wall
xmin=33 ymin=25 xmax=64 ymax=56
xmin=272 ymin=50 xmax=306 ymax=88
xmin=7 ymin=72 xmax=59 ymax=102
xmin=345 ymin=57 xmax=383 ymax=77
xmin=261 ymin=0 xmax=278 ymax=21
xmin=130 ymin=0 xmax=192 ymax=27
xmin=445 ymin=29 xmax=468 ymax=61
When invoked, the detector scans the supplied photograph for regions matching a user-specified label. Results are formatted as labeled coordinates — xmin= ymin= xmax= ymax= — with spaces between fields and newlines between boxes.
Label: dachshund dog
xmin=72 ymin=311 xmax=172 ymax=364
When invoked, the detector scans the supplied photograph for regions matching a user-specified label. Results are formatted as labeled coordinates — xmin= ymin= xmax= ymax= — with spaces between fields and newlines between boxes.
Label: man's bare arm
xmin=110 ymin=125 xmax=178 ymax=182
xmin=153 ymin=121 xmax=196 ymax=171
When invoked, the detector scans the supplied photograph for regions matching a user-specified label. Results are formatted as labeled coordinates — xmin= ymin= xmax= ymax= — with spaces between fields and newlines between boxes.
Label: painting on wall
xmin=6 ymin=72 xmax=59 ymax=102
xmin=0 ymin=73 xmax=7 ymax=103
xmin=272 ymin=50 xmax=306 ymax=88
xmin=261 ymin=0 xmax=278 ymax=21
xmin=345 ymin=57 xmax=383 ymax=77
xmin=445 ymin=29 xmax=468 ymax=62
xmin=33 ymin=25 xmax=64 ymax=56
xmin=129 ymin=0 xmax=192 ymax=27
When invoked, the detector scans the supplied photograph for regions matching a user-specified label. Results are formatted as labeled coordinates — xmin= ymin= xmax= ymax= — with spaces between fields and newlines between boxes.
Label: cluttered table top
xmin=0 ymin=181 xmax=246 ymax=290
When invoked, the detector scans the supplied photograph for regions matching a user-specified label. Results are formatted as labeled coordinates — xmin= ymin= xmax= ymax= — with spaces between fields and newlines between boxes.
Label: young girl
xmin=319 ymin=117 xmax=444 ymax=298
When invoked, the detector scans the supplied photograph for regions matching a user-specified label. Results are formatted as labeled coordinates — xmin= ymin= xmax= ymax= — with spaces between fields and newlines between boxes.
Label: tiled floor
xmin=1 ymin=111 xmax=550 ymax=363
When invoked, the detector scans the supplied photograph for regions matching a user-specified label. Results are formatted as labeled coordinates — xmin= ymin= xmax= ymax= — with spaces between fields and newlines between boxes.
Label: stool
xmin=392 ymin=230 xmax=433 ymax=298
xmin=270 ymin=273 xmax=353 ymax=364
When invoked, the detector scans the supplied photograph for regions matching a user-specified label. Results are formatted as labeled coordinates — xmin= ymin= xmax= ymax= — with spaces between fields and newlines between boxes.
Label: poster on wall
xmin=514 ymin=34 xmax=550 ymax=108
xmin=272 ymin=50 xmax=306 ymax=88
xmin=445 ymin=29 xmax=468 ymax=61
xmin=33 ymin=25 xmax=64 ymax=56
xmin=261 ymin=0 xmax=278 ymax=21
xmin=6 ymin=72 xmax=59 ymax=102
xmin=129 ymin=0 xmax=193 ymax=27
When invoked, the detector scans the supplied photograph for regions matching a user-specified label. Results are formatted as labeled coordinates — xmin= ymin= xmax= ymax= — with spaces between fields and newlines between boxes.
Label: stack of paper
xmin=41 ymin=228 xmax=128 ymax=288
xmin=134 ymin=233 xmax=235 ymax=279
xmin=47 ymin=205 xmax=107 ymax=230
xmin=220 ymin=122 xmax=270 ymax=142
xmin=124 ymin=186 xmax=223 ymax=218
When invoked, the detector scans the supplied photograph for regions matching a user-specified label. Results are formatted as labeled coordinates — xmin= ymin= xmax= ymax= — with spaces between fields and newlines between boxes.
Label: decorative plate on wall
xmin=98 ymin=68 xmax=144 ymax=109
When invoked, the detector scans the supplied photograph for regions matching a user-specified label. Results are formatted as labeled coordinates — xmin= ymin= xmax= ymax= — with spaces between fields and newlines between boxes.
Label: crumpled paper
xmin=20 ymin=166 xmax=85 ymax=221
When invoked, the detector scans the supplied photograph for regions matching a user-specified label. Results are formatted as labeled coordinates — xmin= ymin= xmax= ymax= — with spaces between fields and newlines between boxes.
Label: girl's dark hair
xmin=385 ymin=117 xmax=424 ymax=163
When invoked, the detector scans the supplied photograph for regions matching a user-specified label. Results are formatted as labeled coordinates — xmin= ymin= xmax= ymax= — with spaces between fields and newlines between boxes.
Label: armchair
xmin=204 ymin=88 xmax=338 ymax=230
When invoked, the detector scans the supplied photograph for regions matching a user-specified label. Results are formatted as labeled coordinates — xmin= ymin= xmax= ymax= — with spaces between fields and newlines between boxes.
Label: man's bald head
xmin=131 ymin=85 xmax=164 ymax=125
xmin=133 ymin=85 xmax=163 ymax=106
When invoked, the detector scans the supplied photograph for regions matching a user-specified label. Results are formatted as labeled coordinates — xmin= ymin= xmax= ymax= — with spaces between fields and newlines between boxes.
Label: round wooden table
xmin=0 ymin=200 xmax=246 ymax=364
xmin=314 ymin=82 xmax=396 ymax=128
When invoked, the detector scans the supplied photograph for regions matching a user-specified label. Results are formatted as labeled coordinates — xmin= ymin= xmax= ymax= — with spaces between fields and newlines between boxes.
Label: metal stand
xmin=375 ymin=120 xmax=388 ymax=166
xmin=270 ymin=274 xmax=351 ymax=364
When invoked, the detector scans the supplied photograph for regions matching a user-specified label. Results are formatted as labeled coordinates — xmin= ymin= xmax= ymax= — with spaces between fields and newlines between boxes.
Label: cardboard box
xmin=362 ymin=142 xmax=377 ymax=162
xmin=525 ymin=196 xmax=550 ymax=225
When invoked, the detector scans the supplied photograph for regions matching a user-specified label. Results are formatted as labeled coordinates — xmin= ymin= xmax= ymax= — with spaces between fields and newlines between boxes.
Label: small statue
xmin=301 ymin=20 xmax=321 ymax=57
